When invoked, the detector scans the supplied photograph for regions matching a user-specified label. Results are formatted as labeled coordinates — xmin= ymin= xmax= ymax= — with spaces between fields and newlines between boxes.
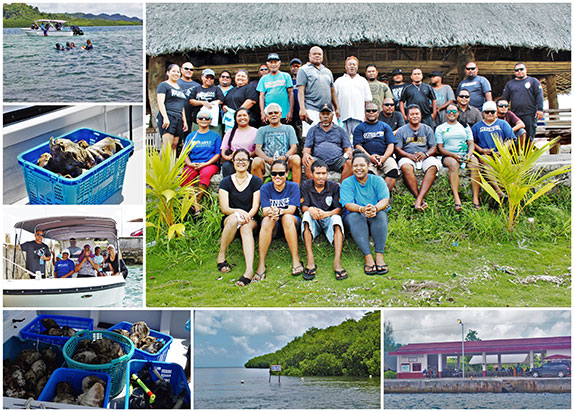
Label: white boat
xmin=3 ymin=216 xmax=127 ymax=307
xmin=20 ymin=19 xmax=84 ymax=37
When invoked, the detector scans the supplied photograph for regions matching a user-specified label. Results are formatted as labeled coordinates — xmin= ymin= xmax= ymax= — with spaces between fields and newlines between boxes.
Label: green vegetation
xmin=244 ymin=312 xmax=380 ymax=377
xmin=384 ymin=370 xmax=397 ymax=379
xmin=147 ymin=177 xmax=570 ymax=307
xmin=3 ymin=3 xmax=142 ymax=27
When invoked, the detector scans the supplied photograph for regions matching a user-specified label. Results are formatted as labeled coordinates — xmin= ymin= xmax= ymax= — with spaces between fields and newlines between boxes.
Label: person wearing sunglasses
xmin=218 ymin=149 xmax=262 ymax=286
xmin=256 ymin=159 xmax=303 ymax=280
xmin=257 ymin=53 xmax=294 ymax=126
xmin=157 ymin=64 xmax=188 ymax=152
xmin=395 ymin=104 xmax=441 ymax=211
xmin=502 ymin=63 xmax=544 ymax=141
xmin=220 ymin=108 xmax=258 ymax=177
xmin=378 ymin=97 xmax=405 ymax=133
xmin=252 ymin=103 xmax=302 ymax=185
xmin=178 ymin=62 xmax=200 ymax=129
xmin=456 ymin=62 xmax=492 ymax=109
xmin=181 ymin=108 xmax=222 ymax=216
xmin=436 ymin=104 xmax=477 ymax=212
xmin=455 ymin=88 xmax=482 ymax=127
xmin=218 ymin=70 xmax=234 ymax=96
xmin=189 ymin=68 xmax=225 ymax=136
xmin=19 ymin=230 xmax=52 ymax=278
xmin=496 ymin=98 xmax=528 ymax=145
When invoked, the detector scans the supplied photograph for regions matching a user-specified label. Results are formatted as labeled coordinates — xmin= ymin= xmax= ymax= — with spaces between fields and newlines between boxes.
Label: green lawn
xmin=146 ymin=183 xmax=571 ymax=307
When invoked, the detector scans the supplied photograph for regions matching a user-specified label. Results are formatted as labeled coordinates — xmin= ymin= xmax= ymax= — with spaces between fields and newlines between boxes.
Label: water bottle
xmin=273 ymin=151 xmax=280 ymax=160
xmin=460 ymin=162 xmax=466 ymax=170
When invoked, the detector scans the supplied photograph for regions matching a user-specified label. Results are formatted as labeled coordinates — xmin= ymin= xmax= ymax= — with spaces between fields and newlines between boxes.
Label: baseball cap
xmin=267 ymin=53 xmax=280 ymax=61
xmin=391 ymin=68 xmax=403 ymax=76
xmin=62 ymin=249 xmax=70 ymax=255
xmin=197 ymin=108 xmax=213 ymax=119
xmin=83 ymin=244 xmax=91 ymax=249
xmin=202 ymin=68 xmax=215 ymax=77
xmin=290 ymin=58 xmax=302 ymax=66
xmin=319 ymin=103 xmax=334 ymax=113
xmin=430 ymin=70 xmax=443 ymax=78
xmin=482 ymin=101 xmax=497 ymax=112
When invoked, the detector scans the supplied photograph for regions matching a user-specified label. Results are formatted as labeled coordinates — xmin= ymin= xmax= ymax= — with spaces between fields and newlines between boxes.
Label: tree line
xmin=245 ymin=312 xmax=380 ymax=377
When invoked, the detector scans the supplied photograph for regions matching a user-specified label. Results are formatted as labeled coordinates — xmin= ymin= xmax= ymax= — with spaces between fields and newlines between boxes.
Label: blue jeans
xmin=343 ymin=211 xmax=388 ymax=256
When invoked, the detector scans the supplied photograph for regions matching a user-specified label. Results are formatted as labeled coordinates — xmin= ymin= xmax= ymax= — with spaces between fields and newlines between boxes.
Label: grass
xmin=146 ymin=180 xmax=571 ymax=307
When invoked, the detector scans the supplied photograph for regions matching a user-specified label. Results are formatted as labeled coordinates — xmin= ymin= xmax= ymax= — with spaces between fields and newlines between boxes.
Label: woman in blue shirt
xmin=340 ymin=152 xmax=390 ymax=275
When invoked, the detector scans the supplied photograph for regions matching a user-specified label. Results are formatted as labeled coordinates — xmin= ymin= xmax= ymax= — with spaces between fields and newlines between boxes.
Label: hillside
xmin=244 ymin=312 xmax=380 ymax=377
xmin=3 ymin=3 xmax=142 ymax=28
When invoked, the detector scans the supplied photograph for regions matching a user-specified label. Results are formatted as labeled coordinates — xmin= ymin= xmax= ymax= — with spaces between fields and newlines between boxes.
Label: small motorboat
xmin=21 ymin=19 xmax=84 ymax=37
xmin=3 ymin=216 xmax=127 ymax=307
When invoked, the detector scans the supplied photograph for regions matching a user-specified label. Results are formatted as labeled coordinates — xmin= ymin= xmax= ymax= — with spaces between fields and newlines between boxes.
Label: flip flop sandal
xmin=454 ymin=204 xmax=463 ymax=212
xmin=303 ymin=266 xmax=317 ymax=281
xmin=377 ymin=264 xmax=389 ymax=275
xmin=473 ymin=203 xmax=482 ymax=210
xmin=292 ymin=264 xmax=304 ymax=276
xmin=235 ymin=276 xmax=251 ymax=287
xmin=253 ymin=269 xmax=266 ymax=282
xmin=335 ymin=269 xmax=348 ymax=280
xmin=364 ymin=264 xmax=378 ymax=276
xmin=217 ymin=260 xmax=232 ymax=273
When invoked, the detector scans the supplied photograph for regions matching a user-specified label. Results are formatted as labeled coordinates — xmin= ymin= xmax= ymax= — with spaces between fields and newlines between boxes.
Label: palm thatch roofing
xmin=146 ymin=3 xmax=571 ymax=56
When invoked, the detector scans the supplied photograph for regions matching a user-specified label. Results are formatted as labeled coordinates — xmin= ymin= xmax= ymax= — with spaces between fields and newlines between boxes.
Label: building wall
xmin=397 ymin=354 xmax=427 ymax=379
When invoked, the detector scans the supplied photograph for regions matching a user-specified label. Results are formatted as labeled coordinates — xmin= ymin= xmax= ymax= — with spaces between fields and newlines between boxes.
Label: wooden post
xmin=546 ymin=75 xmax=560 ymax=154
xmin=147 ymin=56 xmax=166 ymax=128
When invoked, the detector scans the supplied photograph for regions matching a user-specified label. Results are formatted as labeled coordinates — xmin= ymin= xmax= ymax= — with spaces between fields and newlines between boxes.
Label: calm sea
xmin=384 ymin=393 xmax=571 ymax=409
xmin=3 ymin=26 xmax=142 ymax=102
xmin=194 ymin=367 xmax=380 ymax=409
xmin=123 ymin=265 xmax=143 ymax=307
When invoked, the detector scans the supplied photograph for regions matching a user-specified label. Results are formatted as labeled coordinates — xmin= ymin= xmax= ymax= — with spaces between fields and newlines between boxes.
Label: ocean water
xmin=123 ymin=265 xmax=143 ymax=307
xmin=194 ymin=367 xmax=381 ymax=409
xmin=384 ymin=393 xmax=571 ymax=409
xmin=3 ymin=26 xmax=142 ymax=102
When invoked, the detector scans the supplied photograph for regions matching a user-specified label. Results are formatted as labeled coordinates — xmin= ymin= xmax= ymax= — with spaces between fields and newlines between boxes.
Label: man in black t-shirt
xmin=189 ymin=68 xmax=225 ymax=134
xmin=378 ymin=97 xmax=405 ymax=133
xmin=399 ymin=68 xmax=437 ymax=129
xmin=300 ymin=159 xmax=347 ymax=281
xmin=19 ymin=230 xmax=51 ymax=278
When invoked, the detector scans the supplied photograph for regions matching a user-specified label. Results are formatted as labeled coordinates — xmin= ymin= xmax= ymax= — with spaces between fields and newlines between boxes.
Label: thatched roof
xmin=146 ymin=3 xmax=571 ymax=56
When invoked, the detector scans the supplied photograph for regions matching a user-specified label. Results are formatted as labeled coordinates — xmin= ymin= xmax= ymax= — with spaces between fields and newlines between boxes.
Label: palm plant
xmin=474 ymin=137 xmax=570 ymax=231
xmin=146 ymin=144 xmax=197 ymax=240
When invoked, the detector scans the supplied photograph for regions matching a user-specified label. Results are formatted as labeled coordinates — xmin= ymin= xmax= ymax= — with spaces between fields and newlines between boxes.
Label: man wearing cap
xmin=456 ymin=62 xmax=492 ymax=109
xmin=379 ymin=97 xmax=405 ymax=133
xmin=502 ymin=63 xmax=544 ymax=140
xmin=178 ymin=62 xmax=200 ymax=129
xmin=496 ymin=98 xmax=527 ymax=144
xmin=365 ymin=64 xmax=392 ymax=112
xmin=54 ymin=250 xmax=76 ymax=278
xmin=188 ymin=68 xmax=225 ymax=134
xmin=75 ymin=244 xmax=99 ymax=278
xmin=296 ymin=46 xmax=339 ymax=138
xmin=257 ymin=53 xmax=294 ymax=125
xmin=334 ymin=56 xmax=372 ymax=137
xmin=252 ymin=103 xmax=302 ymax=185
xmin=455 ymin=88 xmax=482 ymax=127
xmin=389 ymin=68 xmax=407 ymax=110
xmin=395 ymin=104 xmax=441 ymax=211
xmin=399 ymin=68 xmax=437 ymax=129
xmin=353 ymin=102 xmax=399 ymax=191
xmin=302 ymin=103 xmax=353 ymax=181
xmin=430 ymin=71 xmax=455 ymax=125
xmin=471 ymin=101 xmax=515 ymax=209
xmin=19 ymin=230 xmax=51 ymax=278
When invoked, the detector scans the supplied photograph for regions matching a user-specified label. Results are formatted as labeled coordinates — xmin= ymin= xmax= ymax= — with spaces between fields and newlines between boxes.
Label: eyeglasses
xmin=205 ymin=75 xmax=215 ymax=80
xmin=383 ymin=103 xmax=395 ymax=107
xmin=267 ymin=111 xmax=280 ymax=115
xmin=365 ymin=109 xmax=378 ymax=113
xmin=446 ymin=109 xmax=458 ymax=114
xmin=465 ymin=67 xmax=477 ymax=70
xmin=458 ymin=95 xmax=470 ymax=99
xmin=182 ymin=67 xmax=193 ymax=71
xmin=291 ymin=64 xmax=300 ymax=68
xmin=270 ymin=171 xmax=286 ymax=177
xmin=234 ymin=158 xmax=249 ymax=164
xmin=514 ymin=67 xmax=525 ymax=72
xmin=484 ymin=110 xmax=496 ymax=115
xmin=197 ymin=116 xmax=211 ymax=121
xmin=497 ymin=104 xmax=509 ymax=108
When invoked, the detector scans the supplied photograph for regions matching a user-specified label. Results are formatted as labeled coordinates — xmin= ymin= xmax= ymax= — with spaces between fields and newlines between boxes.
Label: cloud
xmin=195 ymin=313 xmax=222 ymax=335
xmin=231 ymin=336 xmax=257 ymax=355
xmin=195 ymin=345 xmax=228 ymax=356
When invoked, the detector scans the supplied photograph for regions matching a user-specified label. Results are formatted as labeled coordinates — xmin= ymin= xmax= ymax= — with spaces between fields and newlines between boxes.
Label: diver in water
xmin=70 ymin=42 xmax=76 ymax=49
xmin=65 ymin=42 xmax=72 ymax=50
xmin=55 ymin=43 xmax=63 ymax=51
xmin=81 ymin=39 xmax=93 ymax=50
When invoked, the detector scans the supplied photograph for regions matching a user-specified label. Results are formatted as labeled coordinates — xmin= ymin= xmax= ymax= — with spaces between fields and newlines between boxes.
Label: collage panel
xmin=383 ymin=309 xmax=571 ymax=410
xmin=145 ymin=3 xmax=571 ymax=309
xmin=194 ymin=309 xmax=381 ymax=409
xmin=3 ymin=309 xmax=191 ymax=409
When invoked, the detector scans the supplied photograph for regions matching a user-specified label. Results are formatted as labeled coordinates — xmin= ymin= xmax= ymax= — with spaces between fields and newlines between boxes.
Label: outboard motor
xmin=72 ymin=25 xmax=84 ymax=36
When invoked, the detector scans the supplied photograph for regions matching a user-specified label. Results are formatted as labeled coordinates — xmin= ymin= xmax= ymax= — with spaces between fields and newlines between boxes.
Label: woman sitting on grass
xmin=181 ymin=108 xmax=221 ymax=217
xmin=220 ymin=108 xmax=258 ymax=177
xmin=340 ymin=151 xmax=390 ymax=276
xmin=255 ymin=159 xmax=303 ymax=281
xmin=436 ymin=103 xmax=479 ymax=211
xmin=217 ymin=149 xmax=262 ymax=286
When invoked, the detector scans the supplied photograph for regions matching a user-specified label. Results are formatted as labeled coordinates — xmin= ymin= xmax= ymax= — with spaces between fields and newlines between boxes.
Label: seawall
xmin=119 ymin=237 xmax=143 ymax=264
xmin=384 ymin=378 xmax=570 ymax=394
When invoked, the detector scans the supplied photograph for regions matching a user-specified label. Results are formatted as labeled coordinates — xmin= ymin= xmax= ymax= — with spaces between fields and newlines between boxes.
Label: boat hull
xmin=21 ymin=29 xmax=75 ymax=37
xmin=3 ymin=276 xmax=126 ymax=307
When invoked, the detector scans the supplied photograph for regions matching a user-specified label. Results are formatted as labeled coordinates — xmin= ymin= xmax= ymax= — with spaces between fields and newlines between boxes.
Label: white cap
xmin=482 ymin=101 xmax=497 ymax=112
xmin=107 ymin=244 xmax=116 ymax=251
xmin=61 ymin=249 xmax=70 ymax=255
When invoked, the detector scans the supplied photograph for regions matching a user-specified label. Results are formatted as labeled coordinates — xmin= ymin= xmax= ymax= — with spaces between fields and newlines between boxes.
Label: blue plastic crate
xmin=3 ymin=335 xmax=65 ymax=364
xmin=107 ymin=321 xmax=173 ymax=362
xmin=20 ymin=314 xmax=94 ymax=347
xmin=124 ymin=360 xmax=190 ymax=409
xmin=17 ymin=128 xmax=134 ymax=204
xmin=38 ymin=368 xmax=111 ymax=408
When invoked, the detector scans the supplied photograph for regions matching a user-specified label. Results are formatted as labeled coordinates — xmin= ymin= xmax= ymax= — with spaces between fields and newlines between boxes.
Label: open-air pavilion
xmin=389 ymin=336 xmax=571 ymax=378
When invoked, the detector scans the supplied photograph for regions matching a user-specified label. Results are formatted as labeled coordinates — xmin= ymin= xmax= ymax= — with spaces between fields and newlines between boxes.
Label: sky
xmin=26 ymin=2 xmax=143 ymax=19
xmin=385 ymin=309 xmax=571 ymax=345
xmin=195 ymin=310 xmax=369 ymax=367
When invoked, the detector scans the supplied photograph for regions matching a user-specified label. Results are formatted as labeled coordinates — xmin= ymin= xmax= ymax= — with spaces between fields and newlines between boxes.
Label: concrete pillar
xmin=482 ymin=352 xmax=487 ymax=377
xmin=530 ymin=351 xmax=534 ymax=369
xmin=497 ymin=354 xmax=502 ymax=371
xmin=438 ymin=353 xmax=443 ymax=378
xmin=457 ymin=355 xmax=461 ymax=370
